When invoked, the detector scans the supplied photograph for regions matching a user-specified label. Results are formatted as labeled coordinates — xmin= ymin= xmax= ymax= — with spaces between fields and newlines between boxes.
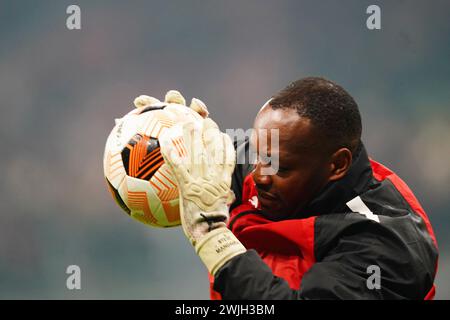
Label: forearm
xmin=213 ymin=249 xmax=302 ymax=300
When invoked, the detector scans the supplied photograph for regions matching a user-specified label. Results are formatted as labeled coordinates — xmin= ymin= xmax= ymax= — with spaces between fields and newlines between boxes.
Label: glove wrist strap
xmin=195 ymin=228 xmax=246 ymax=276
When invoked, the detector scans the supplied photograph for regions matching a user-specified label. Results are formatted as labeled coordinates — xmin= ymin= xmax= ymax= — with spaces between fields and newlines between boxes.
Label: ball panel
xmin=149 ymin=164 xmax=178 ymax=201
xmin=104 ymin=150 xmax=127 ymax=188
xmin=126 ymin=176 xmax=166 ymax=227
xmin=104 ymin=106 xmax=187 ymax=228
xmin=113 ymin=114 xmax=142 ymax=151
xmin=137 ymin=105 xmax=166 ymax=114
xmin=121 ymin=134 xmax=164 ymax=181
xmin=161 ymin=199 xmax=180 ymax=224
xmin=105 ymin=177 xmax=131 ymax=215
xmin=139 ymin=110 xmax=175 ymax=138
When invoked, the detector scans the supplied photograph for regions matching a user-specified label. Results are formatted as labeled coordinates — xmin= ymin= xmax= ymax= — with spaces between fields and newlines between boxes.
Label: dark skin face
xmin=251 ymin=105 xmax=353 ymax=220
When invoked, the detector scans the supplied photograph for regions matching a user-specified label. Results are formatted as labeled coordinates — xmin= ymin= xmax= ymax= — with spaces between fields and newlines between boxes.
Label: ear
xmin=328 ymin=148 xmax=352 ymax=182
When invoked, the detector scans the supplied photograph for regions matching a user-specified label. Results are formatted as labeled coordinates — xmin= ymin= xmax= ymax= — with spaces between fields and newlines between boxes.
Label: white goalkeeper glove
xmin=159 ymin=107 xmax=247 ymax=276
xmin=133 ymin=90 xmax=209 ymax=119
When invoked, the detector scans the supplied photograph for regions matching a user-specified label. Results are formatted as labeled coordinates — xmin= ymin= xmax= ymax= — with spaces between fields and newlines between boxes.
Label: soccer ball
xmin=103 ymin=102 xmax=201 ymax=227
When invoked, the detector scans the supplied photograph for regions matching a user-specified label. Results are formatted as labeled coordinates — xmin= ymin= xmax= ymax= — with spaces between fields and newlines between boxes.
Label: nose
xmin=252 ymin=161 xmax=272 ymax=188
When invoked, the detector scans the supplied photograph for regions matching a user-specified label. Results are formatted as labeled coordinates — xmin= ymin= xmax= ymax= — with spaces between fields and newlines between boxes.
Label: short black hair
xmin=270 ymin=77 xmax=362 ymax=154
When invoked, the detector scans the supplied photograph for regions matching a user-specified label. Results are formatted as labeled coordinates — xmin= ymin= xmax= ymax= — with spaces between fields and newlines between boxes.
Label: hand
xmin=159 ymin=110 xmax=246 ymax=275
xmin=133 ymin=90 xmax=209 ymax=118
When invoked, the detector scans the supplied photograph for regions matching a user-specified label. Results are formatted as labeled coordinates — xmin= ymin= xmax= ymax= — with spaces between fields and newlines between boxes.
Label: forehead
xmin=253 ymin=106 xmax=317 ymax=154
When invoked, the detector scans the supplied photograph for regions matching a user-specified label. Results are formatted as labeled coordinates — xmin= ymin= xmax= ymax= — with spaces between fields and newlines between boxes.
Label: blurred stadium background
xmin=0 ymin=0 xmax=449 ymax=299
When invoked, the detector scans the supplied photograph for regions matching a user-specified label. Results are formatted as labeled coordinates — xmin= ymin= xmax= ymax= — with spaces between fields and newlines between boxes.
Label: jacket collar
xmin=295 ymin=141 xmax=374 ymax=218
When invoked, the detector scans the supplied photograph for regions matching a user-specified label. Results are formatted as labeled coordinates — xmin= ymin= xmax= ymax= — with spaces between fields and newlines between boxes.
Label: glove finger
xmin=202 ymin=118 xmax=223 ymax=166
xmin=221 ymin=132 xmax=236 ymax=185
xmin=226 ymin=190 xmax=236 ymax=207
xmin=133 ymin=95 xmax=161 ymax=108
xmin=165 ymin=90 xmax=186 ymax=105
xmin=159 ymin=125 xmax=191 ymax=185
xmin=190 ymin=98 xmax=209 ymax=118
xmin=162 ymin=144 xmax=190 ymax=185
xmin=183 ymin=120 xmax=207 ymax=177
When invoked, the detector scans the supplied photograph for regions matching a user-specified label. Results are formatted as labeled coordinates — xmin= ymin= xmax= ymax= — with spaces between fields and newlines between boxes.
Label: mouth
xmin=256 ymin=188 xmax=278 ymax=201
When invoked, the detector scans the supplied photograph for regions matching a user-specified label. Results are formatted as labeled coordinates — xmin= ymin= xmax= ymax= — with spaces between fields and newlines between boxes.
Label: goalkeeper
xmin=146 ymin=77 xmax=438 ymax=299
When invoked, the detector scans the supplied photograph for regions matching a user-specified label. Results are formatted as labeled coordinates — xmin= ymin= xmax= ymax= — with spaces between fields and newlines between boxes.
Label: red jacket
xmin=210 ymin=142 xmax=438 ymax=300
